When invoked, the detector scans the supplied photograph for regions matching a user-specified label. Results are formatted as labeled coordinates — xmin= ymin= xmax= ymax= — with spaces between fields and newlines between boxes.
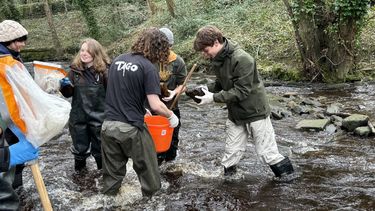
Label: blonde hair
xmin=72 ymin=38 xmax=111 ymax=73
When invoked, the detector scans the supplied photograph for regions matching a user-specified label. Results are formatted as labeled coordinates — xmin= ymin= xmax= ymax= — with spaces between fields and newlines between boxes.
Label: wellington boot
xmin=74 ymin=159 xmax=87 ymax=172
xmin=270 ymin=157 xmax=294 ymax=178
xmin=224 ymin=165 xmax=237 ymax=176
xmin=94 ymin=157 xmax=102 ymax=170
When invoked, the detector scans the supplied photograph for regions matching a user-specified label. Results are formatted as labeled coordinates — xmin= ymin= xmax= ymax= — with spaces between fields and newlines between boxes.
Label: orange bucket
xmin=145 ymin=115 xmax=174 ymax=153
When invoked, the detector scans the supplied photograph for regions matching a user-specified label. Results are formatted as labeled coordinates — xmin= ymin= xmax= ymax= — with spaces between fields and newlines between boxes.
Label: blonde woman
xmin=60 ymin=38 xmax=110 ymax=172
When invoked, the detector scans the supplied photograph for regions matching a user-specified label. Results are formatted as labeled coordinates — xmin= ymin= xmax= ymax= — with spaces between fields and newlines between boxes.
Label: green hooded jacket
xmin=209 ymin=38 xmax=270 ymax=125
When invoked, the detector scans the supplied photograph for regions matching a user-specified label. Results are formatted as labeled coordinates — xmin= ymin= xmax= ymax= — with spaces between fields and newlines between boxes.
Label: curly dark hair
xmin=131 ymin=27 xmax=170 ymax=63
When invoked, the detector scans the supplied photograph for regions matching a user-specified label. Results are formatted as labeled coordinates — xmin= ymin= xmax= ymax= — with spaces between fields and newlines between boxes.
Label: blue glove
xmin=60 ymin=77 xmax=72 ymax=88
xmin=8 ymin=125 xmax=39 ymax=167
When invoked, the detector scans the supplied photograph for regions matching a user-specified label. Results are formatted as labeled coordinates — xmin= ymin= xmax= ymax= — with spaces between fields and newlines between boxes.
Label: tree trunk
xmin=283 ymin=0 xmax=363 ymax=82
xmin=146 ymin=0 xmax=157 ymax=15
xmin=166 ymin=0 xmax=176 ymax=18
xmin=43 ymin=0 xmax=64 ymax=58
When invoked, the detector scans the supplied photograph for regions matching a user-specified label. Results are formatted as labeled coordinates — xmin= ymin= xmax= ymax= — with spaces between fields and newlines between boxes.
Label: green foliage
xmin=260 ymin=63 xmax=302 ymax=81
xmin=17 ymin=1 xmax=73 ymax=19
xmin=12 ymin=0 xmax=375 ymax=82
xmin=291 ymin=0 xmax=370 ymax=27
xmin=1 ymin=0 xmax=21 ymax=21
xmin=333 ymin=0 xmax=370 ymax=22
xmin=76 ymin=0 xmax=99 ymax=40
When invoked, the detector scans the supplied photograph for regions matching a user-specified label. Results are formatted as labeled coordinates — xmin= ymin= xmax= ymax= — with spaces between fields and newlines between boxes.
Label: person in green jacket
xmin=193 ymin=25 xmax=294 ymax=180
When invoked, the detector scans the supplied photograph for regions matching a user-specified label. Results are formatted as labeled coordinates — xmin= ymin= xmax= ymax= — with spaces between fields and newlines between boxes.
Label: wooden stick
xmin=170 ymin=64 xmax=197 ymax=110
xmin=30 ymin=162 xmax=53 ymax=211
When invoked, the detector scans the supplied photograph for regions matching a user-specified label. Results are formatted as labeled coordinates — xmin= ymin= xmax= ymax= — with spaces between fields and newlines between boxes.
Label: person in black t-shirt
xmin=101 ymin=27 xmax=179 ymax=197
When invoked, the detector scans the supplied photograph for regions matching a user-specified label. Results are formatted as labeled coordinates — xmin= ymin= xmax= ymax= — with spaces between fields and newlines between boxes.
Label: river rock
xmin=342 ymin=114 xmax=369 ymax=132
xmin=295 ymin=119 xmax=330 ymax=131
xmin=354 ymin=126 xmax=371 ymax=137
xmin=325 ymin=124 xmax=337 ymax=134
xmin=185 ymin=87 xmax=205 ymax=103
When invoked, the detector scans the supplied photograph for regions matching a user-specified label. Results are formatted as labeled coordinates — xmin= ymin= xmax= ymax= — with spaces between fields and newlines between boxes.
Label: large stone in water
xmin=295 ymin=119 xmax=330 ymax=131
xmin=342 ymin=114 xmax=369 ymax=132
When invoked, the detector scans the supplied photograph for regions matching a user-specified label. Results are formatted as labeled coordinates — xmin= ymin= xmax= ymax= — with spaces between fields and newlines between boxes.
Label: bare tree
xmin=43 ymin=0 xmax=64 ymax=57
xmin=282 ymin=0 xmax=371 ymax=82
xmin=146 ymin=0 xmax=157 ymax=15
xmin=166 ymin=0 xmax=175 ymax=18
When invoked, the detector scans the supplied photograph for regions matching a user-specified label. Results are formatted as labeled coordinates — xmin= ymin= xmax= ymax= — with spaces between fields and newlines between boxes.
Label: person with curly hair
xmin=60 ymin=38 xmax=111 ymax=172
xmin=101 ymin=27 xmax=179 ymax=197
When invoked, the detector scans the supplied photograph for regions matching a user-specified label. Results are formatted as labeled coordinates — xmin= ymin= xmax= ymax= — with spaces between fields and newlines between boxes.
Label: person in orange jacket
xmin=0 ymin=20 xmax=39 ymax=210
xmin=0 ymin=19 xmax=33 ymax=190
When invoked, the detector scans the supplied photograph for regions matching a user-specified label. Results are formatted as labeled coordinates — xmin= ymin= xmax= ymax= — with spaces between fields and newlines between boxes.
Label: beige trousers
xmin=221 ymin=116 xmax=285 ymax=168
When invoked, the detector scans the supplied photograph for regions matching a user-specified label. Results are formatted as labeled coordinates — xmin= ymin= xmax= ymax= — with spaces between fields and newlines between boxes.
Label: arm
xmin=214 ymin=54 xmax=255 ymax=103
xmin=59 ymin=70 xmax=74 ymax=98
xmin=147 ymin=94 xmax=174 ymax=118
xmin=173 ymin=57 xmax=187 ymax=95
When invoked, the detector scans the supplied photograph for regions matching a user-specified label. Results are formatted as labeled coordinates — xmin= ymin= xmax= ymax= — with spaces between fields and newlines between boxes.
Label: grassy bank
xmin=19 ymin=0 xmax=375 ymax=81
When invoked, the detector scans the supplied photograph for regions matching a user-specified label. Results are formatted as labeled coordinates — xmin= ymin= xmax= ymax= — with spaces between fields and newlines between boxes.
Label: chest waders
xmin=69 ymin=77 xmax=105 ymax=170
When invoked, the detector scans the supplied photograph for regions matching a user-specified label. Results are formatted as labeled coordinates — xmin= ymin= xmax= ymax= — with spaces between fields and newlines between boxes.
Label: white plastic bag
xmin=33 ymin=61 xmax=66 ymax=94
xmin=4 ymin=60 xmax=71 ymax=147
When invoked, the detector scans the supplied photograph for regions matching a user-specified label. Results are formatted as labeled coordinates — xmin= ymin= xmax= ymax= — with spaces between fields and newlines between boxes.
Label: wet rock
xmin=331 ymin=115 xmax=343 ymax=127
xmin=271 ymin=110 xmax=283 ymax=120
xmin=295 ymin=119 xmax=330 ymax=131
xmin=325 ymin=124 xmax=337 ymax=134
xmin=354 ymin=126 xmax=371 ymax=137
xmin=368 ymin=122 xmax=375 ymax=134
xmin=326 ymin=103 xmax=341 ymax=115
xmin=357 ymin=104 xmax=366 ymax=110
xmin=315 ymin=113 xmax=326 ymax=119
xmin=283 ymin=92 xmax=298 ymax=98
xmin=342 ymin=114 xmax=369 ymax=132
xmin=185 ymin=87 xmax=205 ymax=103
xmin=302 ymin=98 xmax=322 ymax=107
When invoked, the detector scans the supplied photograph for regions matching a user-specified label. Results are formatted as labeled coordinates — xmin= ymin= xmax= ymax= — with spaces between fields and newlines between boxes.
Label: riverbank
xmin=17 ymin=0 xmax=375 ymax=81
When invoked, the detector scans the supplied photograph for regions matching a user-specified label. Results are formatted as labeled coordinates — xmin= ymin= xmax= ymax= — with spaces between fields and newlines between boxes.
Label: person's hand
xmin=145 ymin=108 xmax=152 ymax=117
xmin=197 ymin=85 xmax=208 ymax=90
xmin=60 ymin=77 xmax=72 ymax=88
xmin=8 ymin=125 xmax=39 ymax=167
xmin=162 ymin=90 xmax=176 ymax=102
xmin=196 ymin=86 xmax=213 ymax=105
xmin=168 ymin=113 xmax=179 ymax=128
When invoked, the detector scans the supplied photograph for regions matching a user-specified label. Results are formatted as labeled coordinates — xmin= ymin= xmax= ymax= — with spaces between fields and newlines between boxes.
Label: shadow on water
xmin=18 ymin=74 xmax=375 ymax=210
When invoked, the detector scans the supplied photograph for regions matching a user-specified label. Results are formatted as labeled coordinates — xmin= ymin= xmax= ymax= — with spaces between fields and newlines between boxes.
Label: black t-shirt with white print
xmin=105 ymin=53 xmax=161 ymax=129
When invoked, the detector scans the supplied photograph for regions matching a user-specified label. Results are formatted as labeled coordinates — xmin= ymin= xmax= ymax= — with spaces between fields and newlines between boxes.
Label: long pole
xmin=30 ymin=162 xmax=53 ymax=211
xmin=170 ymin=64 xmax=197 ymax=110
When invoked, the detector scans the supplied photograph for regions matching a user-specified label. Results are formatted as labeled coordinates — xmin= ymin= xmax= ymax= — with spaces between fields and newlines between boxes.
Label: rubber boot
xmin=94 ymin=157 xmax=102 ymax=170
xmin=224 ymin=165 xmax=237 ymax=176
xmin=12 ymin=165 xmax=24 ymax=189
xmin=74 ymin=158 xmax=86 ymax=172
xmin=270 ymin=157 xmax=294 ymax=178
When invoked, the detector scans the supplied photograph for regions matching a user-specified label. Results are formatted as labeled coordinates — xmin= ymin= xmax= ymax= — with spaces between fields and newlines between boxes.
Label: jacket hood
xmin=0 ymin=43 xmax=21 ymax=61
xmin=0 ymin=43 xmax=11 ymax=55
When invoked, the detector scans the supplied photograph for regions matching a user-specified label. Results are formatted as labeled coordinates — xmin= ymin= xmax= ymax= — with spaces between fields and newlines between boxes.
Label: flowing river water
xmin=16 ymin=73 xmax=374 ymax=210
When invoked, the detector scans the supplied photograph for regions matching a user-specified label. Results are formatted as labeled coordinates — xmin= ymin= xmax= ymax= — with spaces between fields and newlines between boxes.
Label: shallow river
xmin=17 ymin=74 xmax=374 ymax=210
